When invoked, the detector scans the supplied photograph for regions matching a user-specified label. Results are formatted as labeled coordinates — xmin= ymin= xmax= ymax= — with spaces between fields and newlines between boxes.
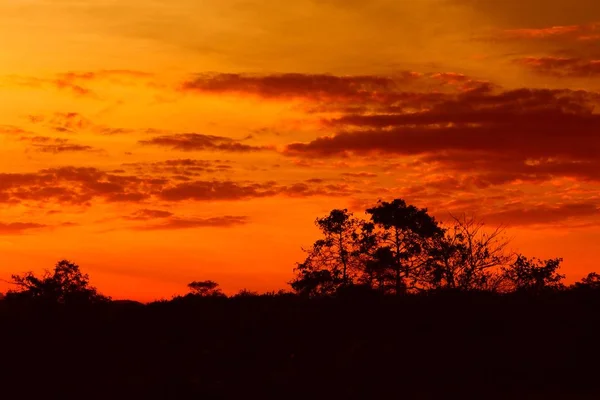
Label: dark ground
xmin=1 ymin=291 xmax=599 ymax=399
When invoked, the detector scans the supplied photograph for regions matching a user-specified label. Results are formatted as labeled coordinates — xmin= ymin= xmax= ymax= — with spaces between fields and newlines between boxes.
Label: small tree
xmin=572 ymin=272 xmax=600 ymax=290
xmin=502 ymin=255 xmax=565 ymax=294
xmin=8 ymin=260 xmax=109 ymax=304
xmin=187 ymin=280 xmax=224 ymax=297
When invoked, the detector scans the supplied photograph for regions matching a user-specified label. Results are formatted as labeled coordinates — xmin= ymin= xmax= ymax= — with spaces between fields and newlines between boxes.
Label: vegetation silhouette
xmin=1 ymin=198 xmax=600 ymax=399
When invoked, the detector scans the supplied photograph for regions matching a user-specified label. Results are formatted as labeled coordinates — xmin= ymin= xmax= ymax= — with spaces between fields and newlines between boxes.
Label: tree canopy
xmin=7 ymin=259 xmax=109 ymax=305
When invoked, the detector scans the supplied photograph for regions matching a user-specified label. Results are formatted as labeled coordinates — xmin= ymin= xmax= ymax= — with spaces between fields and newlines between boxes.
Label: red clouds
xmin=139 ymin=133 xmax=270 ymax=153
xmin=502 ymin=23 xmax=600 ymax=41
xmin=178 ymin=71 xmax=600 ymax=201
xmin=498 ymin=22 xmax=600 ymax=77
xmin=0 ymin=222 xmax=47 ymax=235
xmin=515 ymin=57 xmax=600 ymax=77
xmin=283 ymin=86 xmax=600 ymax=185
xmin=179 ymin=72 xmax=426 ymax=103
xmin=481 ymin=202 xmax=600 ymax=227
xmin=126 ymin=209 xmax=175 ymax=220
xmin=125 ymin=209 xmax=249 ymax=230
xmin=20 ymin=137 xmax=96 ymax=153
xmin=0 ymin=167 xmax=154 ymax=205
xmin=158 ymin=180 xmax=279 ymax=201
xmin=0 ymin=164 xmax=358 ymax=207
xmin=134 ymin=216 xmax=250 ymax=231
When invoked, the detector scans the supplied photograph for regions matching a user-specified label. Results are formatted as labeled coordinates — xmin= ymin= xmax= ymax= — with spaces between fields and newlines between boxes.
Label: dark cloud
xmin=0 ymin=125 xmax=31 ymax=135
xmin=158 ymin=180 xmax=279 ymax=201
xmin=126 ymin=209 xmax=174 ymax=220
xmin=0 ymin=222 xmax=47 ymax=235
xmin=122 ymin=159 xmax=233 ymax=177
xmin=285 ymin=87 xmax=600 ymax=183
xmin=0 ymin=167 xmax=155 ymax=205
xmin=481 ymin=202 xmax=600 ymax=227
xmin=139 ymin=133 xmax=270 ymax=152
xmin=134 ymin=215 xmax=249 ymax=230
xmin=0 ymin=164 xmax=355 ymax=207
xmin=180 ymin=73 xmax=410 ymax=101
xmin=27 ymin=112 xmax=137 ymax=135
xmin=501 ymin=22 xmax=600 ymax=41
xmin=341 ymin=172 xmax=378 ymax=178
xmin=158 ymin=179 xmax=357 ymax=201
xmin=515 ymin=57 xmax=600 ymax=77
xmin=20 ymin=136 xmax=97 ymax=153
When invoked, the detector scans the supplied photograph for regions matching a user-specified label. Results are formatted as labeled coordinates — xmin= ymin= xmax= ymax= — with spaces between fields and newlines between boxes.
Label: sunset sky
xmin=1 ymin=0 xmax=599 ymax=301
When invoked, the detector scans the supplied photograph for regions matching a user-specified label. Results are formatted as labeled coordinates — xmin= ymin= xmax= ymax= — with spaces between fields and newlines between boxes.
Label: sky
xmin=0 ymin=0 xmax=599 ymax=301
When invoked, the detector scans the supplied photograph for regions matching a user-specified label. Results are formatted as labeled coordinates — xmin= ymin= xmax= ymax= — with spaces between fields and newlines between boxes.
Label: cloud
xmin=126 ymin=209 xmax=174 ymax=220
xmin=158 ymin=179 xmax=357 ymax=201
xmin=26 ymin=112 xmax=136 ymax=135
xmin=139 ymin=133 xmax=270 ymax=152
xmin=481 ymin=202 xmax=600 ymax=227
xmin=284 ymin=86 xmax=600 ymax=184
xmin=449 ymin=0 xmax=599 ymax=30
xmin=134 ymin=215 xmax=249 ymax=230
xmin=122 ymin=159 xmax=233 ymax=178
xmin=501 ymin=22 xmax=600 ymax=41
xmin=341 ymin=172 xmax=378 ymax=178
xmin=0 ymin=222 xmax=47 ymax=235
xmin=515 ymin=57 xmax=600 ymax=77
xmin=180 ymin=73 xmax=408 ymax=101
xmin=0 ymin=167 xmax=156 ymax=205
xmin=20 ymin=136 xmax=97 ymax=154
xmin=0 ymin=164 xmax=355 ymax=207
xmin=0 ymin=125 xmax=31 ymax=135
xmin=158 ymin=180 xmax=279 ymax=201
xmin=9 ymin=70 xmax=154 ymax=98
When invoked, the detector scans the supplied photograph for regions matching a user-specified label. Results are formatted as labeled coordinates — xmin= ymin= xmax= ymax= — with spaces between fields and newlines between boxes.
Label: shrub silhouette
xmin=187 ymin=280 xmax=225 ymax=297
xmin=502 ymin=255 xmax=565 ymax=293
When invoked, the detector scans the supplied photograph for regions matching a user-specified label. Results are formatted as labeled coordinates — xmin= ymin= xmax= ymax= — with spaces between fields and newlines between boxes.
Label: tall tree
xmin=426 ymin=215 xmax=512 ymax=291
xmin=366 ymin=199 xmax=443 ymax=294
xmin=290 ymin=209 xmax=365 ymax=296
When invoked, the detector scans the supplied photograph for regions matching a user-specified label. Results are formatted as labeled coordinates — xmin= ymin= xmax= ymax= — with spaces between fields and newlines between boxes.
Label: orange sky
xmin=0 ymin=0 xmax=599 ymax=301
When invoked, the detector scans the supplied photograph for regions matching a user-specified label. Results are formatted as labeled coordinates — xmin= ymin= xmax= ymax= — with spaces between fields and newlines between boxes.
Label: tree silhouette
xmin=366 ymin=199 xmax=443 ymax=294
xmin=427 ymin=215 xmax=512 ymax=291
xmin=572 ymin=272 xmax=600 ymax=290
xmin=8 ymin=259 xmax=108 ymax=304
xmin=502 ymin=255 xmax=565 ymax=293
xmin=188 ymin=280 xmax=224 ymax=297
xmin=290 ymin=209 xmax=367 ymax=296
xmin=363 ymin=246 xmax=395 ymax=292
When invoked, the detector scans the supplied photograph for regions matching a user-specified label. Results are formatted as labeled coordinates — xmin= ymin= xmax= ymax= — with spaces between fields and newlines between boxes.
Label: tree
xmin=8 ymin=260 xmax=109 ymax=304
xmin=502 ymin=255 xmax=565 ymax=294
xmin=572 ymin=272 xmax=600 ymax=290
xmin=366 ymin=199 xmax=443 ymax=294
xmin=290 ymin=209 xmax=366 ymax=296
xmin=187 ymin=280 xmax=224 ymax=297
xmin=363 ymin=246 xmax=395 ymax=292
xmin=426 ymin=215 xmax=512 ymax=292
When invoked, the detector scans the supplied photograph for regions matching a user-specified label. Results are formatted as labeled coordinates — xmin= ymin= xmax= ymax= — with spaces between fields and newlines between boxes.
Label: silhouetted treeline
xmin=290 ymin=199 xmax=587 ymax=297
xmin=2 ymin=198 xmax=600 ymax=399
